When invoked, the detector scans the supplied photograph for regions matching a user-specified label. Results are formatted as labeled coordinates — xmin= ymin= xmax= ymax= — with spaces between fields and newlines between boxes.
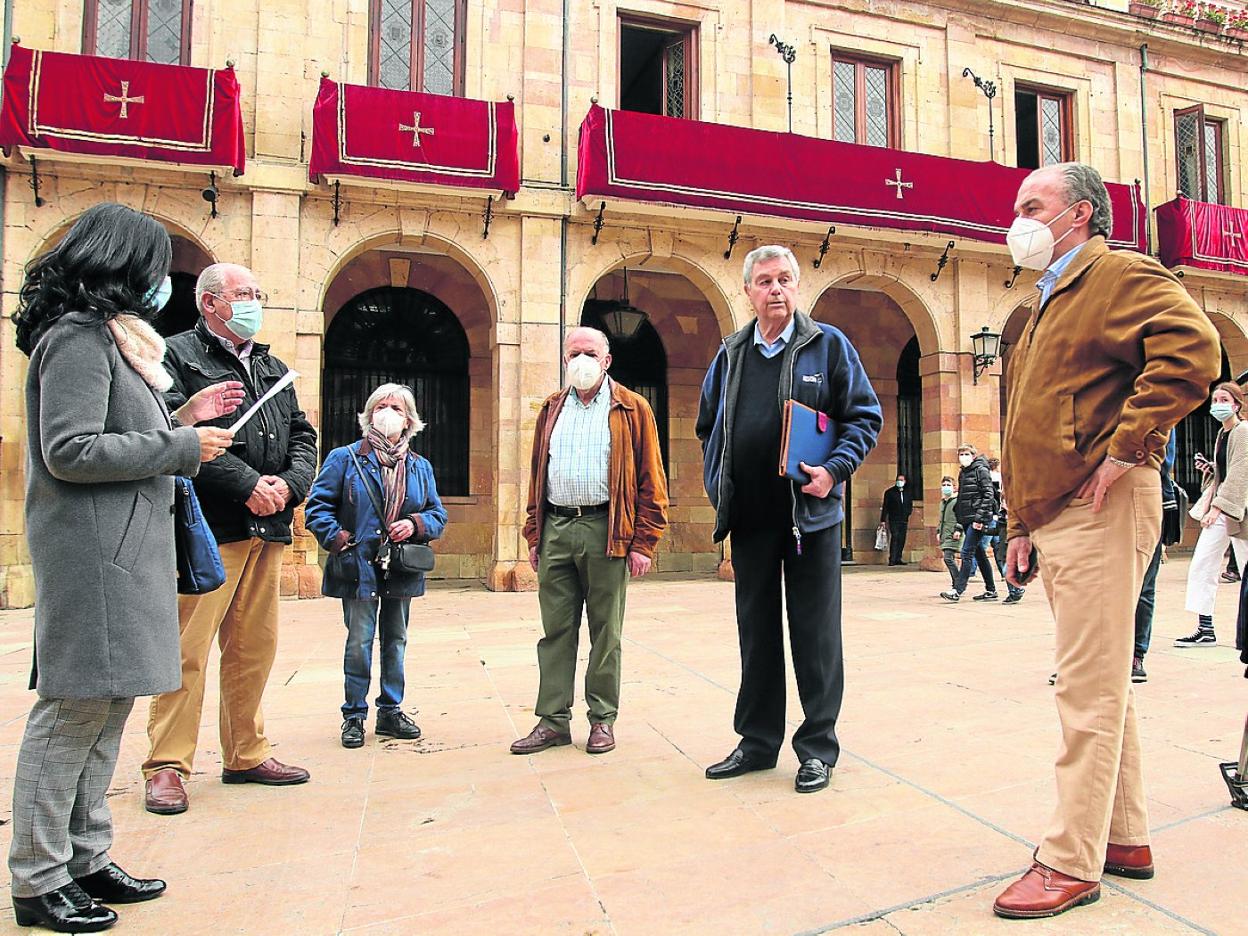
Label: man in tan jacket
xmin=510 ymin=326 xmax=668 ymax=757
xmin=993 ymin=164 xmax=1220 ymax=920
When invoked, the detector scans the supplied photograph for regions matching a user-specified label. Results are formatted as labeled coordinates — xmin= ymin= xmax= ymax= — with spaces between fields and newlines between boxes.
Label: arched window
xmin=1174 ymin=346 xmax=1230 ymax=501
xmin=896 ymin=336 xmax=923 ymax=493
xmin=580 ymin=303 xmax=669 ymax=469
xmin=323 ymin=286 xmax=470 ymax=495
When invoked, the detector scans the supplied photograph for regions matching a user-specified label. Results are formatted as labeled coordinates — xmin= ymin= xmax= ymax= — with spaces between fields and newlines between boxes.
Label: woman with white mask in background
xmin=305 ymin=384 xmax=449 ymax=748
xmin=1176 ymin=382 xmax=1248 ymax=648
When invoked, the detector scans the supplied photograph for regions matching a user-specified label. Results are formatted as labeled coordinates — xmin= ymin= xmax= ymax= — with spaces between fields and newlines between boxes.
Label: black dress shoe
xmin=13 ymin=882 xmax=117 ymax=932
xmin=795 ymin=758 xmax=831 ymax=793
xmin=704 ymin=748 xmax=776 ymax=780
xmin=376 ymin=709 xmax=422 ymax=740
xmin=341 ymin=716 xmax=365 ymax=748
xmin=74 ymin=863 xmax=165 ymax=905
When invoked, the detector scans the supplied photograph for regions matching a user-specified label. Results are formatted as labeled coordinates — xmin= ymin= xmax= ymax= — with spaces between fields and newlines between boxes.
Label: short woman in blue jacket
xmin=305 ymin=383 xmax=448 ymax=748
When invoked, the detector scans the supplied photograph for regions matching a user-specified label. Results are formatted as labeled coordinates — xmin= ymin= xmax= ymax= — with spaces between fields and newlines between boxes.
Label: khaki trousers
xmin=1032 ymin=467 xmax=1159 ymax=881
xmin=143 ymin=538 xmax=283 ymax=778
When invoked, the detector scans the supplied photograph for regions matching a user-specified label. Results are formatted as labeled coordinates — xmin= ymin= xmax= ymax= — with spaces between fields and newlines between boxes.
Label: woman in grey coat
xmin=10 ymin=204 xmax=240 ymax=933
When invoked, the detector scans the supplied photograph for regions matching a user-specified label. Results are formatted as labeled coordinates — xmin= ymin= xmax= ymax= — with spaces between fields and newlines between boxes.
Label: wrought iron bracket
xmin=590 ymin=201 xmax=606 ymax=245
xmin=812 ymin=226 xmax=836 ymax=269
xmin=29 ymin=155 xmax=45 ymax=207
xmin=331 ymin=180 xmax=341 ymax=227
xmin=1004 ymin=265 xmax=1022 ymax=289
xmin=481 ymin=194 xmax=494 ymax=239
xmin=723 ymin=215 xmax=742 ymax=260
xmin=930 ymin=241 xmax=955 ymax=282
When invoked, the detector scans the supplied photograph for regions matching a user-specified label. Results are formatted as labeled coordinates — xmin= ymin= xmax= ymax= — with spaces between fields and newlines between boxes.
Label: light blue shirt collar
xmin=753 ymin=317 xmax=795 ymax=359
xmin=1038 ymin=242 xmax=1087 ymax=308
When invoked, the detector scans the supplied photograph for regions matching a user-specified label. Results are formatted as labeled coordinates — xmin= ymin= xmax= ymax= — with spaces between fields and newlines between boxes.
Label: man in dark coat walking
xmin=880 ymin=473 xmax=914 ymax=565
xmin=941 ymin=443 xmax=998 ymax=601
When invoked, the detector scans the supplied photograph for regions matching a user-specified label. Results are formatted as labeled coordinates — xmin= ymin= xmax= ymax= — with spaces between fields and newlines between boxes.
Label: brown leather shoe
xmin=509 ymin=724 xmax=571 ymax=754
xmin=993 ymin=863 xmax=1100 ymax=919
xmin=586 ymin=723 xmax=615 ymax=754
xmin=1104 ymin=843 xmax=1154 ymax=879
xmin=221 ymin=757 xmax=310 ymax=786
xmin=144 ymin=768 xmax=188 ymax=815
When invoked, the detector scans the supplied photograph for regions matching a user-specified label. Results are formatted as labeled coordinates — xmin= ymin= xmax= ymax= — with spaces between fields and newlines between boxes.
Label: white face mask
xmin=371 ymin=407 xmax=406 ymax=438
xmin=959 ymin=454 xmax=973 ymax=468
xmin=1006 ymin=202 xmax=1079 ymax=271
xmin=566 ymin=353 xmax=603 ymax=392
xmin=895 ymin=480 xmax=905 ymax=489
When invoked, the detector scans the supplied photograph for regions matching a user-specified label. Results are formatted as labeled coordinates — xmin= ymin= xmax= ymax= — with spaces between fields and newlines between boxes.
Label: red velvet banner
xmin=0 ymin=44 xmax=245 ymax=174
xmin=576 ymin=105 xmax=1145 ymax=250
xmin=309 ymin=78 xmax=519 ymax=195
xmin=1157 ymin=196 xmax=1248 ymax=276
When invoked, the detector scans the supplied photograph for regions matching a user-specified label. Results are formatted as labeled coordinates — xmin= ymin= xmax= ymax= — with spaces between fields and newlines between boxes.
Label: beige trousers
xmin=143 ymin=538 xmax=283 ymax=778
xmin=1032 ymin=467 xmax=1160 ymax=881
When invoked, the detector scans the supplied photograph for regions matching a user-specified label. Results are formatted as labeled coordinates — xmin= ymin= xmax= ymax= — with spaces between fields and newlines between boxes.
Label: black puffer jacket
xmin=162 ymin=320 xmax=318 ymax=544
xmin=955 ymin=454 xmax=996 ymax=529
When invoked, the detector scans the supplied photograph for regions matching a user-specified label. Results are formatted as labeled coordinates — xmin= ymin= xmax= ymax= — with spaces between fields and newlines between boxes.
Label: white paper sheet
xmin=229 ymin=369 xmax=299 ymax=433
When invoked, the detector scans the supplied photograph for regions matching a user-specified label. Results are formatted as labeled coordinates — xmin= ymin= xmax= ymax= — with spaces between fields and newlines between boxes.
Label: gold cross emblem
xmin=103 ymin=80 xmax=145 ymax=119
xmin=399 ymin=112 xmax=435 ymax=147
xmin=885 ymin=169 xmax=914 ymax=200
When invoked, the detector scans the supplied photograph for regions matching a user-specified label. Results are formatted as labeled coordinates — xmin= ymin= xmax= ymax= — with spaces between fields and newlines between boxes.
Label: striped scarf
xmin=364 ymin=427 xmax=408 ymax=526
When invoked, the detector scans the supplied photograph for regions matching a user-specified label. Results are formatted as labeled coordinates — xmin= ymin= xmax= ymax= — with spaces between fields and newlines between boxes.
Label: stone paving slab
xmin=0 ymin=557 xmax=1243 ymax=934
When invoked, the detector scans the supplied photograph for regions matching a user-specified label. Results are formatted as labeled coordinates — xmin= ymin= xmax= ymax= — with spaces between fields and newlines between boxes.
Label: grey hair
xmin=564 ymin=325 xmax=610 ymax=357
xmin=357 ymin=383 xmax=425 ymax=437
xmin=742 ymin=245 xmax=800 ymax=286
xmin=194 ymin=262 xmax=251 ymax=312
xmin=1055 ymin=162 xmax=1113 ymax=238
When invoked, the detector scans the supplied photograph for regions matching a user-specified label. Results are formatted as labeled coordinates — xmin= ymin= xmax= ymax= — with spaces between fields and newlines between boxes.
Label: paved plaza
xmin=0 ymin=557 xmax=1244 ymax=935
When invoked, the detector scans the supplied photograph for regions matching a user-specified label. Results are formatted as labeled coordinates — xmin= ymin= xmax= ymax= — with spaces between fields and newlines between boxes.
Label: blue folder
xmin=778 ymin=400 xmax=835 ymax=483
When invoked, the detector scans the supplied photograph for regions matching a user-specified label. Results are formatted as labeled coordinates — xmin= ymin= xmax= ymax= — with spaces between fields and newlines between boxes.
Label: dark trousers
xmin=888 ymin=521 xmax=908 ymax=564
xmin=1134 ymin=539 xmax=1163 ymax=658
xmin=954 ymin=526 xmax=996 ymax=594
xmin=730 ymin=523 xmax=844 ymax=765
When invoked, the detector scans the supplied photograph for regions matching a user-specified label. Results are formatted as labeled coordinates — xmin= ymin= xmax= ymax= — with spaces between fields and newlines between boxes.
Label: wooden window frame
xmin=368 ymin=0 xmax=467 ymax=96
xmin=1014 ymin=84 xmax=1075 ymax=168
xmin=82 ymin=0 xmax=193 ymax=65
xmin=616 ymin=13 xmax=699 ymax=120
xmin=1173 ymin=104 xmax=1229 ymax=204
xmin=829 ymin=51 xmax=901 ymax=148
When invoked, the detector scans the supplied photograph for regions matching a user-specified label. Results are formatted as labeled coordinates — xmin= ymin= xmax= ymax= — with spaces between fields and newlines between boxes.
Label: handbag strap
xmin=348 ymin=445 xmax=391 ymax=547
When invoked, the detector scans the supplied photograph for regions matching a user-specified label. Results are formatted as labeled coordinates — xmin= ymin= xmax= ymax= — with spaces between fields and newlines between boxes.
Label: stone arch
xmin=571 ymin=250 xmax=737 ymax=341
xmin=23 ymin=209 xmax=217 ymax=268
xmin=1206 ymin=310 xmax=1248 ymax=378
xmin=312 ymin=228 xmax=502 ymax=336
xmin=810 ymin=270 xmax=941 ymax=356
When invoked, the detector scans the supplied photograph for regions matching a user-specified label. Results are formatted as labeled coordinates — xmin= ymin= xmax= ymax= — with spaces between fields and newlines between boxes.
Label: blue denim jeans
xmin=342 ymin=597 xmax=411 ymax=718
xmin=1134 ymin=539 xmax=1163 ymax=657
xmin=986 ymin=533 xmax=1024 ymax=598
xmin=954 ymin=526 xmax=996 ymax=594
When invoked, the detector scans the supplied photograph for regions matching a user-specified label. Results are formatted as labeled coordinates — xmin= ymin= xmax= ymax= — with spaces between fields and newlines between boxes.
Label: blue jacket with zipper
xmin=696 ymin=311 xmax=882 ymax=545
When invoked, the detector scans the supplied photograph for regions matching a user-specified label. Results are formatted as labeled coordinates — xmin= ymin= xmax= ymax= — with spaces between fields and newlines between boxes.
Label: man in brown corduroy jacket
xmin=511 ymin=326 xmax=668 ymax=757
xmin=993 ymin=164 xmax=1220 ymax=921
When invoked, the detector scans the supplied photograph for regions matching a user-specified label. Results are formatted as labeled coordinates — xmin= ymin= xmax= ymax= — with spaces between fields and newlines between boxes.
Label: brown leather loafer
xmin=993 ymin=862 xmax=1100 ymax=919
xmin=586 ymin=723 xmax=615 ymax=754
xmin=509 ymin=724 xmax=571 ymax=754
xmin=144 ymin=768 xmax=188 ymax=815
xmin=1104 ymin=843 xmax=1154 ymax=879
xmin=221 ymin=757 xmax=310 ymax=786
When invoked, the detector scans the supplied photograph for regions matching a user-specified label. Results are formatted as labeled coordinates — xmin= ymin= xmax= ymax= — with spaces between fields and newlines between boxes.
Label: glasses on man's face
xmin=212 ymin=288 xmax=268 ymax=304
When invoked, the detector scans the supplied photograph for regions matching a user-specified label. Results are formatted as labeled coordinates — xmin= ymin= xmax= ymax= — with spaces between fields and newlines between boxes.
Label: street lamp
xmin=590 ymin=268 xmax=648 ymax=340
xmin=962 ymin=68 xmax=998 ymax=162
xmin=769 ymin=34 xmax=797 ymax=134
xmin=971 ymin=326 xmax=1003 ymax=384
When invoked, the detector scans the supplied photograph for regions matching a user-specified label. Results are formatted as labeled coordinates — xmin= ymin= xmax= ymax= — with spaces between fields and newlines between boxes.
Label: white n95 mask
xmin=1006 ymin=203 xmax=1078 ymax=271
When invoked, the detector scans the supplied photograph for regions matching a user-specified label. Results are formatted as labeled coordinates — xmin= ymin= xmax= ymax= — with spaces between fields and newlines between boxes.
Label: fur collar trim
xmin=106 ymin=315 xmax=173 ymax=392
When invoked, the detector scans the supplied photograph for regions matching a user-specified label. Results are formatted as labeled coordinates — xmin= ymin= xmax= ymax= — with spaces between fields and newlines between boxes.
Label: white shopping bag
xmin=874 ymin=524 xmax=888 ymax=551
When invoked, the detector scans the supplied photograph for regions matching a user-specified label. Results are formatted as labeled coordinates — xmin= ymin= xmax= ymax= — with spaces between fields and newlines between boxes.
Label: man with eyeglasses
xmin=142 ymin=263 xmax=318 ymax=815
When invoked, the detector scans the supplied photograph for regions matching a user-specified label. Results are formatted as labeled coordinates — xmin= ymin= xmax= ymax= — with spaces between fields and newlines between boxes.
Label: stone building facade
xmin=1 ymin=0 xmax=1245 ymax=607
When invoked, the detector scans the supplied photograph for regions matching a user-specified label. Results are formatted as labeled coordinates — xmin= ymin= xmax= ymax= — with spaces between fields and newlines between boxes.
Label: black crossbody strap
xmin=348 ymin=446 xmax=389 ymax=540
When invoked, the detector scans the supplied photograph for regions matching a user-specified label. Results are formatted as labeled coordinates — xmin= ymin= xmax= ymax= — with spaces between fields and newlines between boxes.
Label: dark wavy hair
xmin=14 ymin=203 xmax=172 ymax=356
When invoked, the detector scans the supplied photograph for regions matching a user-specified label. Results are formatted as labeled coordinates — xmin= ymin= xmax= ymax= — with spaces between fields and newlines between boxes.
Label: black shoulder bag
xmin=348 ymin=447 xmax=436 ymax=576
